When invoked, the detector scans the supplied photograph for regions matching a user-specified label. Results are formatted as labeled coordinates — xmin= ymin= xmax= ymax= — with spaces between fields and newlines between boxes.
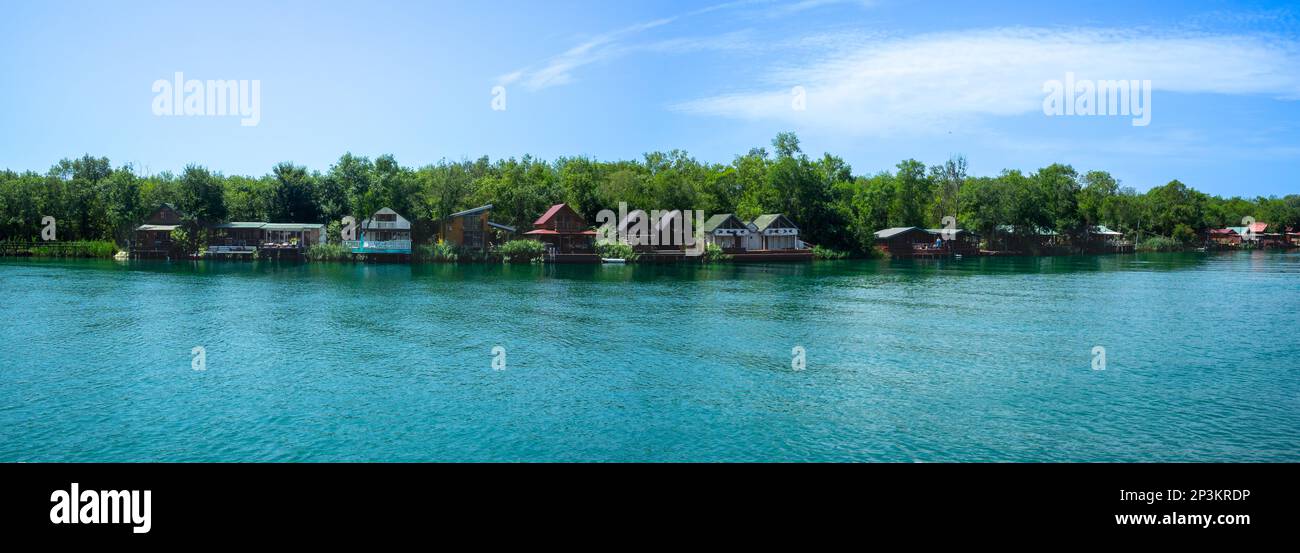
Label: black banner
xmin=1 ymin=463 xmax=1290 ymax=541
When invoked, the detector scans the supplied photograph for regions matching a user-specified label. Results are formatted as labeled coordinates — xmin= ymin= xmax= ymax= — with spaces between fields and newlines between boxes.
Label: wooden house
xmin=131 ymin=204 xmax=186 ymax=258
xmin=873 ymin=227 xmax=933 ymax=256
xmin=523 ymin=203 xmax=598 ymax=263
xmin=439 ymin=205 xmax=513 ymax=251
xmin=874 ymin=226 xmax=978 ymax=258
xmin=1208 ymin=228 xmax=1242 ymax=247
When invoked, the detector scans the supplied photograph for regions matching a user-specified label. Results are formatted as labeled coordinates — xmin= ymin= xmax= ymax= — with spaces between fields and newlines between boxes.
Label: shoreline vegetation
xmin=2 ymin=133 xmax=1298 ymax=262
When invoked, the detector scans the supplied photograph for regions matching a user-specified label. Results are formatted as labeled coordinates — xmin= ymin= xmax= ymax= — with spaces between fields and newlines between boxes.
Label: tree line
xmin=2 ymin=132 xmax=1297 ymax=253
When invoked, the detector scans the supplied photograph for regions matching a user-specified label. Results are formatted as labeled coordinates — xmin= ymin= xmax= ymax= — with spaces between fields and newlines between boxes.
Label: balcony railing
xmin=207 ymin=245 xmax=257 ymax=253
xmin=345 ymin=239 xmax=411 ymax=251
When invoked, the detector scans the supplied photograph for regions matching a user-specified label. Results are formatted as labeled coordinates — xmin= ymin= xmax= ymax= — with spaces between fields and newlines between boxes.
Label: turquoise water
xmin=2 ymin=252 xmax=1298 ymax=462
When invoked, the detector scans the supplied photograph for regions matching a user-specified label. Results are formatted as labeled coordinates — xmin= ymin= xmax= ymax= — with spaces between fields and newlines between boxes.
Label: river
xmin=2 ymin=252 xmax=1297 ymax=461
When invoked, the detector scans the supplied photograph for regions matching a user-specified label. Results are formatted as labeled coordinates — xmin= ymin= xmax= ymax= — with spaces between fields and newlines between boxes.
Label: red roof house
xmin=523 ymin=203 xmax=598 ymax=262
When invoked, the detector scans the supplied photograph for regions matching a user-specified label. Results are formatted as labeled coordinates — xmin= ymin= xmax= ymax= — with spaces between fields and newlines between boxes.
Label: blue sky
xmin=1 ymin=0 xmax=1298 ymax=196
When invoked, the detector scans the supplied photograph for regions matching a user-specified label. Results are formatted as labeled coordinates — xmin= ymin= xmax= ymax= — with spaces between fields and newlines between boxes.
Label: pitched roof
xmin=533 ymin=203 xmax=586 ymax=228
xmin=362 ymin=207 xmax=411 ymax=230
xmin=703 ymin=213 xmax=745 ymax=232
xmin=750 ymin=214 xmax=797 ymax=231
xmin=533 ymin=204 xmax=567 ymax=226
xmin=1250 ymin=222 xmax=1269 ymax=233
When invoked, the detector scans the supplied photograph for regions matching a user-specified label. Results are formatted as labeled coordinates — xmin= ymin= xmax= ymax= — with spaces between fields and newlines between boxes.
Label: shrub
xmin=596 ymin=242 xmax=639 ymax=261
xmin=416 ymin=240 xmax=459 ymax=262
xmin=702 ymin=243 xmax=732 ymax=263
xmin=498 ymin=239 xmax=545 ymax=263
xmin=812 ymin=245 xmax=848 ymax=260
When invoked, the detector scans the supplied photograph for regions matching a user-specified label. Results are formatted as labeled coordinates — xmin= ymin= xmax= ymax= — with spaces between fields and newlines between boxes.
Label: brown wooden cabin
xmin=131 ymin=204 xmax=185 ymax=258
xmin=439 ymin=205 xmax=513 ymax=251
xmin=524 ymin=203 xmax=598 ymax=263
xmin=1208 ymin=228 xmax=1242 ymax=248
xmin=874 ymin=226 xmax=979 ymax=258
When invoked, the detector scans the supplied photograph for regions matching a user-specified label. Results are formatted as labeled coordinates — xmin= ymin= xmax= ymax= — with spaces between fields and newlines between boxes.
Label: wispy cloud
xmin=672 ymin=27 xmax=1300 ymax=134
xmin=499 ymin=17 xmax=678 ymax=90
xmin=497 ymin=0 xmax=874 ymax=91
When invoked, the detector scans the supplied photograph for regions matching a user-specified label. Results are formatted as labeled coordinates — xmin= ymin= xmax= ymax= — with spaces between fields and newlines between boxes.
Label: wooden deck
xmin=730 ymin=249 xmax=814 ymax=262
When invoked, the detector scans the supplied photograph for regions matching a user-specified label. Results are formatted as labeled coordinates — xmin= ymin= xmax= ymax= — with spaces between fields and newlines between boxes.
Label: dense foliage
xmin=497 ymin=239 xmax=545 ymax=263
xmin=3 ymin=133 xmax=1296 ymax=254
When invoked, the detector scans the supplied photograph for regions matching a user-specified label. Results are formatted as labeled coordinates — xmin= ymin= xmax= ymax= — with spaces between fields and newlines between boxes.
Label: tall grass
xmin=25 ymin=240 xmax=118 ymax=258
xmin=1136 ymin=236 xmax=1186 ymax=252
xmin=305 ymin=243 xmax=351 ymax=261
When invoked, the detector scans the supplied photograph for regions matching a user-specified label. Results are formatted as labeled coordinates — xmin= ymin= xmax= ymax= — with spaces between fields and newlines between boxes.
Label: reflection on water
xmin=1 ymin=251 xmax=1298 ymax=462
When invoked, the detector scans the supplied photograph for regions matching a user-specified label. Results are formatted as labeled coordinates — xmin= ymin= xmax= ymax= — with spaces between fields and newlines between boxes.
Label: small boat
xmin=601 ymin=258 xmax=626 ymax=264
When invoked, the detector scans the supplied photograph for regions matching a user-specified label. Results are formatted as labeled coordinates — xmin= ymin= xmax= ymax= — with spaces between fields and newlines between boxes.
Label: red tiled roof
xmin=1250 ymin=222 xmax=1268 ymax=233
xmin=533 ymin=204 xmax=567 ymax=227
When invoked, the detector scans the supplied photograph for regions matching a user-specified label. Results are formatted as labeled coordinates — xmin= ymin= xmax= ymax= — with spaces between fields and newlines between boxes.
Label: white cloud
xmin=501 ymin=17 xmax=677 ymax=91
xmin=671 ymin=27 xmax=1300 ymax=135
xmin=497 ymin=0 xmax=875 ymax=91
